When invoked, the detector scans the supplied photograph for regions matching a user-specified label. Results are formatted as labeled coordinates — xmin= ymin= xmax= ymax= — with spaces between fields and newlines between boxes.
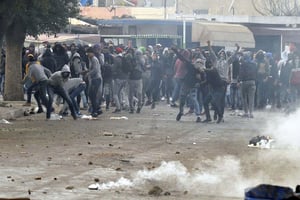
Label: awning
xmin=192 ymin=22 xmax=255 ymax=48
xmin=25 ymin=34 xmax=100 ymax=46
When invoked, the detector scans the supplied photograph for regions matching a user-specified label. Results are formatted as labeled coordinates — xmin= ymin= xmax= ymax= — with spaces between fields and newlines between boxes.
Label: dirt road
xmin=0 ymin=104 xmax=299 ymax=200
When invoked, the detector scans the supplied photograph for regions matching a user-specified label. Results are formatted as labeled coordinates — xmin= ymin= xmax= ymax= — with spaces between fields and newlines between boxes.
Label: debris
xmin=109 ymin=144 xmax=113 ymax=147
xmin=49 ymin=114 xmax=62 ymax=120
xmin=110 ymin=116 xmax=128 ymax=120
xmin=87 ymin=141 xmax=91 ymax=145
xmin=94 ymin=178 xmax=100 ymax=182
xmin=175 ymin=151 xmax=180 ymax=154
xmin=88 ymin=177 xmax=133 ymax=190
xmin=24 ymin=110 xmax=30 ymax=116
xmin=28 ymin=189 xmax=31 ymax=195
xmin=193 ymin=142 xmax=197 ymax=145
xmin=65 ymin=186 xmax=74 ymax=190
xmin=88 ymin=161 xmax=93 ymax=165
xmin=248 ymin=136 xmax=275 ymax=149
xmin=148 ymin=186 xmax=163 ymax=196
xmin=0 ymin=119 xmax=12 ymax=124
xmin=88 ymin=183 xmax=99 ymax=190
xmin=78 ymin=153 xmax=82 ymax=156
xmin=81 ymin=115 xmax=97 ymax=120
xmin=165 ymin=136 xmax=171 ymax=144
xmin=184 ymin=191 xmax=188 ymax=195
xmin=116 ymin=167 xmax=122 ymax=171
xmin=120 ymin=159 xmax=130 ymax=163
xmin=164 ymin=191 xmax=171 ymax=196
xmin=34 ymin=177 xmax=42 ymax=180
xmin=54 ymin=178 xmax=57 ymax=180
xmin=103 ymin=132 xmax=113 ymax=136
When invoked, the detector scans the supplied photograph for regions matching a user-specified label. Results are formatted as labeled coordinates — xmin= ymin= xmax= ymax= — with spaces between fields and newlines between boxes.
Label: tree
xmin=252 ymin=0 xmax=300 ymax=16
xmin=0 ymin=0 xmax=79 ymax=101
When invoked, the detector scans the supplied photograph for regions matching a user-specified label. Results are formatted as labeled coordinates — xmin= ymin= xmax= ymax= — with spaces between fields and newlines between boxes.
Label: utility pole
xmin=164 ymin=0 xmax=167 ymax=19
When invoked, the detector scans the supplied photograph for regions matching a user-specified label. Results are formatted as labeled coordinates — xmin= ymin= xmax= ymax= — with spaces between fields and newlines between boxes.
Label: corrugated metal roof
xmin=97 ymin=19 xmax=192 ymax=25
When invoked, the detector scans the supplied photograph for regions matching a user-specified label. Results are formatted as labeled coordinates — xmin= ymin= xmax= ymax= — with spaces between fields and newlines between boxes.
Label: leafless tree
xmin=252 ymin=0 xmax=300 ymax=16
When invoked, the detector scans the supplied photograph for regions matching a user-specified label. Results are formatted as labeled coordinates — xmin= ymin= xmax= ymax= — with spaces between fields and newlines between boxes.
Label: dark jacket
xmin=239 ymin=60 xmax=258 ymax=82
xmin=41 ymin=49 xmax=57 ymax=73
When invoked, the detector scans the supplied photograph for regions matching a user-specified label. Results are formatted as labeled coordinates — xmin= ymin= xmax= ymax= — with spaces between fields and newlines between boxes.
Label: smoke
xmin=90 ymin=156 xmax=261 ymax=197
xmin=266 ymin=109 xmax=300 ymax=149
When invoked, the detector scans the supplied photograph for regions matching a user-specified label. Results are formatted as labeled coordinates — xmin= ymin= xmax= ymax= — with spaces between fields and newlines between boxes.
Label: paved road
xmin=0 ymin=102 xmax=299 ymax=200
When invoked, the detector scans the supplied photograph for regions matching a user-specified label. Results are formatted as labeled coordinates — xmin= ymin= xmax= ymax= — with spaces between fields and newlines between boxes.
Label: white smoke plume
xmin=265 ymin=109 xmax=300 ymax=149
xmin=89 ymin=156 xmax=261 ymax=198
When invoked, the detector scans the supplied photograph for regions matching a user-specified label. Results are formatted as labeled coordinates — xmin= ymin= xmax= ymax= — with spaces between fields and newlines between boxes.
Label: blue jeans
xmin=48 ymin=85 xmax=76 ymax=119
xmin=69 ymin=83 xmax=86 ymax=113
xmin=189 ymin=88 xmax=201 ymax=116
xmin=171 ymin=78 xmax=183 ymax=103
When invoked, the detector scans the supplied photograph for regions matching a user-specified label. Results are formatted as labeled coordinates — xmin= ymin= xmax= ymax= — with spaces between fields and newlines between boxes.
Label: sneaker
xmin=216 ymin=117 xmax=224 ymax=124
xmin=241 ymin=113 xmax=249 ymax=118
xmin=23 ymin=102 xmax=31 ymax=107
xmin=213 ymin=113 xmax=217 ymax=121
xmin=161 ymin=96 xmax=165 ymax=101
xmin=136 ymin=107 xmax=141 ymax=113
xmin=196 ymin=116 xmax=201 ymax=123
xmin=97 ymin=110 xmax=103 ymax=115
xmin=37 ymin=108 xmax=44 ymax=113
xmin=151 ymin=102 xmax=155 ymax=109
xmin=170 ymin=102 xmax=178 ymax=107
xmin=91 ymin=113 xmax=98 ymax=118
xmin=112 ymin=109 xmax=121 ymax=113
xmin=176 ymin=112 xmax=183 ymax=121
xmin=202 ymin=118 xmax=212 ymax=123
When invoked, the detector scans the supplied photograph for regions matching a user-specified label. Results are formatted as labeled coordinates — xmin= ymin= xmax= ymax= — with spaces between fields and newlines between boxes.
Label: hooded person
xmin=86 ymin=47 xmax=103 ymax=117
xmin=47 ymin=65 xmax=78 ymax=120
xmin=127 ymin=49 xmax=145 ymax=114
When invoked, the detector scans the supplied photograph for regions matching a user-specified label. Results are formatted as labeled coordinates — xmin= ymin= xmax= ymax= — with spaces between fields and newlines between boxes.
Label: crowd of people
xmin=0 ymin=40 xmax=299 ymax=122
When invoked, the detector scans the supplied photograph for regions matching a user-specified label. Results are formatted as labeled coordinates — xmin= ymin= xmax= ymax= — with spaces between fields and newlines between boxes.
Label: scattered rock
xmin=34 ymin=177 xmax=42 ymax=180
xmin=148 ymin=186 xmax=163 ymax=196
xmin=78 ymin=153 xmax=82 ymax=156
xmin=184 ymin=190 xmax=188 ymax=195
xmin=87 ymin=141 xmax=91 ymax=145
xmin=28 ymin=189 xmax=31 ymax=195
xmin=43 ymin=191 xmax=47 ymax=194
xmin=65 ymin=186 xmax=74 ymax=190
xmin=103 ymin=132 xmax=113 ymax=136
xmin=116 ymin=167 xmax=122 ymax=171
xmin=175 ymin=151 xmax=180 ymax=154
xmin=54 ymin=177 xmax=57 ymax=180
xmin=164 ymin=191 xmax=171 ymax=196
xmin=125 ymin=135 xmax=129 ymax=139
xmin=47 ymin=157 xmax=52 ymax=161
xmin=109 ymin=144 xmax=113 ymax=147
xmin=7 ymin=176 xmax=11 ymax=179
xmin=88 ymin=161 xmax=93 ymax=165
xmin=120 ymin=159 xmax=130 ymax=163
xmin=94 ymin=178 xmax=99 ymax=182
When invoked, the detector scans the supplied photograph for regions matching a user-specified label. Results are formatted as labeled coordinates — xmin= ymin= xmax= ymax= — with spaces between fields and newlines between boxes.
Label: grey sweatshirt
xmin=87 ymin=56 xmax=102 ymax=80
